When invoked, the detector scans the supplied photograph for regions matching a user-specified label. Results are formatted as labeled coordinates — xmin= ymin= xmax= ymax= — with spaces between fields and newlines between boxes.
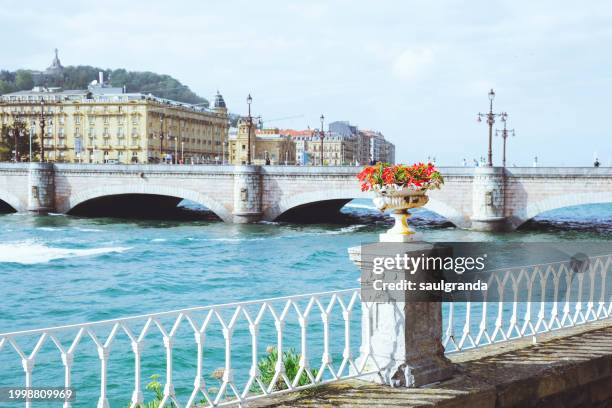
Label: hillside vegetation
xmin=0 ymin=66 xmax=208 ymax=106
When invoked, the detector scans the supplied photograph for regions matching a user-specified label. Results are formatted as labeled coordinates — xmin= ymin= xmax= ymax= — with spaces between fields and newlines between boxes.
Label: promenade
xmin=251 ymin=320 xmax=612 ymax=407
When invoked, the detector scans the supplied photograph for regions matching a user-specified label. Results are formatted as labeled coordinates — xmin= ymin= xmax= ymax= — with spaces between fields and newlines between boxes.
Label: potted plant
xmin=357 ymin=162 xmax=444 ymax=242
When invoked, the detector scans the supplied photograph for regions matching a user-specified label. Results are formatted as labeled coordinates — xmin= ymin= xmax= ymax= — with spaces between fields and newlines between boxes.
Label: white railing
xmin=0 ymin=288 xmax=380 ymax=408
xmin=1 ymin=256 xmax=610 ymax=407
xmin=444 ymin=254 xmax=612 ymax=352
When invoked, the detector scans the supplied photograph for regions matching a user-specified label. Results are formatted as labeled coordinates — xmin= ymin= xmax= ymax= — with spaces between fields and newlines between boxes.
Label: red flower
xmin=356 ymin=162 xmax=443 ymax=191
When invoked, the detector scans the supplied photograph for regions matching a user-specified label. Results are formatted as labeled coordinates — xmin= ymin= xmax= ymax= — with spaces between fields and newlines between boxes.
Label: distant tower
xmin=45 ymin=48 xmax=64 ymax=76
xmin=213 ymin=90 xmax=227 ymax=114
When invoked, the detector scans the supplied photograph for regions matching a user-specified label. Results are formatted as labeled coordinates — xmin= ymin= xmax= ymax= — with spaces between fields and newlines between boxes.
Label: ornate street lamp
xmin=159 ymin=113 xmax=165 ymax=163
xmin=319 ymin=114 xmax=325 ymax=166
xmin=39 ymin=100 xmax=47 ymax=162
xmin=246 ymin=94 xmax=253 ymax=165
xmin=477 ymin=89 xmax=506 ymax=167
xmin=496 ymin=114 xmax=515 ymax=168
xmin=8 ymin=114 xmax=20 ymax=162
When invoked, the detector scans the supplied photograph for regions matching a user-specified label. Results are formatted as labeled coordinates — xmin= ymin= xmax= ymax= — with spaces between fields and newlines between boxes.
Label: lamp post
xmin=28 ymin=124 xmax=33 ymax=162
xmin=39 ymin=101 xmax=47 ymax=162
xmin=319 ymin=114 xmax=325 ymax=166
xmin=477 ymin=89 xmax=506 ymax=167
xmin=173 ymin=131 xmax=178 ymax=164
xmin=496 ymin=114 xmax=514 ymax=168
xmin=8 ymin=114 xmax=19 ymax=163
xmin=159 ymin=113 xmax=165 ymax=163
xmin=246 ymin=94 xmax=253 ymax=165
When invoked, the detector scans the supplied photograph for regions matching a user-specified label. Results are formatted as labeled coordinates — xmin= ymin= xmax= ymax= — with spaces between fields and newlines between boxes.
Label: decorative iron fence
xmin=1 ymin=255 xmax=610 ymax=407
xmin=444 ymin=254 xmax=611 ymax=352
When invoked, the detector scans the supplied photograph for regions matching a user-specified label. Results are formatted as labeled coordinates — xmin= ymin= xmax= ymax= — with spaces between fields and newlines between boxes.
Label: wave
xmin=323 ymin=224 xmax=367 ymax=235
xmin=150 ymin=238 xmax=167 ymax=242
xmin=74 ymin=227 xmax=104 ymax=232
xmin=344 ymin=203 xmax=378 ymax=211
xmin=0 ymin=241 xmax=131 ymax=264
xmin=36 ymin=227 xmax=65 ymax=232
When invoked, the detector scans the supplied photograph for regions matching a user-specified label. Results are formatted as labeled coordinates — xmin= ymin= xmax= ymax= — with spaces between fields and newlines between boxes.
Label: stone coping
xmin=1 ymin=162 xmax=610 ymax=176
xmin=246 ymin=319 xmax=612 ymax=407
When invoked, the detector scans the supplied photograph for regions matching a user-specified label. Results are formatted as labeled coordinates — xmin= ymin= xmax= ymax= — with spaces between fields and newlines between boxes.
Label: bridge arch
xmin=264 ymin=188 xmax=467 ymax=227
xmin=61 ymin=184 xmax=232 ymax=222
xmin=0 ymin=190 xmax=22 ymax=212
xmin=512 ymin=191 xmax=612 ymax=229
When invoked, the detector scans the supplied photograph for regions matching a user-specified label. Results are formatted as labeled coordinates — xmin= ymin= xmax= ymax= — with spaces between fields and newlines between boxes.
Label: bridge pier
xmin=0 ymin=164 xmax=609 ymax=228
xmin=27 ymin=162 xmax=55 ymax=214
xmin=232 ymin=165 xmax=263 ymax=223
xmin=470 ymin=167 xmax=509 ymax=232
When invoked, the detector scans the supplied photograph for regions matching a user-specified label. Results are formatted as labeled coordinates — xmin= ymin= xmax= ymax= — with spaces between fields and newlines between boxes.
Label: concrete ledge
xmin=249 ymin=320 xmax=612 ymax=408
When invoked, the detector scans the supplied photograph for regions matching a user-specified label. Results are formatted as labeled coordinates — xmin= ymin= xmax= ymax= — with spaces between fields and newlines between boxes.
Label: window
xmin=75 ymin=116 xmax=80 ymax=124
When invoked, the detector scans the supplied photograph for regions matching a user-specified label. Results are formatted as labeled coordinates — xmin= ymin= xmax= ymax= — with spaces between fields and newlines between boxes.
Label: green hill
xmin=0 ymin=66 xmax=208 ymax=106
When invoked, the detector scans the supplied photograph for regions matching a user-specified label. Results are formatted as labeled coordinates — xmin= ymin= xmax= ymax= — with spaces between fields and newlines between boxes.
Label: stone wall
xmin=0 ymin=164 xmax=611 ymax=230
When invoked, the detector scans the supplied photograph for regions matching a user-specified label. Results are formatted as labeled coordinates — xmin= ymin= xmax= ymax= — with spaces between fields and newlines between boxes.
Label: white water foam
xmin=151 ymin=238 xmax=167 ymax=242
xmin=74 ymin=227 xmax=104 ymax=232
xmin=0 ymin=241 xmax=131 ymax=264
xmin=344 ymin=203 xmax=378 ymax=211
xmin=324 ymin=224 xmax=367 ymax=235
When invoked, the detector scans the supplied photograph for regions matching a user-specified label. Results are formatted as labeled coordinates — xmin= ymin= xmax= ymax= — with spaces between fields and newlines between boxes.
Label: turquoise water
xmin=0 ymin=201 xmax=610 ymax=406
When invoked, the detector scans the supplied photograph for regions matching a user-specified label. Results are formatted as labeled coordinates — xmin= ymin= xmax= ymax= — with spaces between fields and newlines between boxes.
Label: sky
xmin=1 ymin=0 xmax=611 ymax=166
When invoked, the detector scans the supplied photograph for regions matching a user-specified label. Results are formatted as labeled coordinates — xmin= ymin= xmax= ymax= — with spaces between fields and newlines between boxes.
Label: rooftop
xmin=0 ymin=83 xmax=220 ymax=115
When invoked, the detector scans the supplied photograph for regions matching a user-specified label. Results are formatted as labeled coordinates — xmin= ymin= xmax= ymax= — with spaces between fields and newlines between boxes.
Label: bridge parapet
xmin=0 ymin=164 xmax=610 ymax=230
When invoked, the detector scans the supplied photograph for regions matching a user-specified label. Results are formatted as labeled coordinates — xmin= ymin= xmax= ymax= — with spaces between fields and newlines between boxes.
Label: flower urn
xmin=373 ymin=185 xmax=429 ymax=242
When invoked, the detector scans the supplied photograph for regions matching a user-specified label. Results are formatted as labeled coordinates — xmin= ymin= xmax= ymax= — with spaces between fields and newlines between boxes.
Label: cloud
xmin=391 ymin=47 xmax=435 ymax=82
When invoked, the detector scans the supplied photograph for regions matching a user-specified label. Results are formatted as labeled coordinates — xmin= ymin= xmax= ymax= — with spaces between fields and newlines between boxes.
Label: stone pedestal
xmin=349 ymin=242 xmax=454 ymax=387
xmin=471 ymin=166 xmax=508 ymax=231
xmin=232 ymin=165 xmax=262 ymax=223
xmin=27 ymin=162 xmax=55 ymax=214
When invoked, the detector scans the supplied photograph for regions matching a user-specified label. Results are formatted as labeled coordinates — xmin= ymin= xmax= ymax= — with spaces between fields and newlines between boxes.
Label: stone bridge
xmin=0 ymin=163 xmax=610 ymax=231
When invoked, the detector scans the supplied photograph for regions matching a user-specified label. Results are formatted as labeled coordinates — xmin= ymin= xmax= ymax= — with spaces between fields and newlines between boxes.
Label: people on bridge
xmin=594 ymin=158 xmax=601 ymax=167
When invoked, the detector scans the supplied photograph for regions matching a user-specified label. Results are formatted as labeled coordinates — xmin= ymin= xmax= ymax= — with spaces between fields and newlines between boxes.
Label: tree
xmin=0 ymin=121 xmax=40 ymax=162
xmin=14 ymin=70 xmax=34 ymax=90
xmin=0 ymin=79 xmax=13 ymax=94
xmin=0 ymin=66 xmax=209 ymax=106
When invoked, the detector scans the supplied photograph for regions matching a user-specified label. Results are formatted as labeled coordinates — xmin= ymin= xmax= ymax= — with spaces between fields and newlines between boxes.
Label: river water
xmin=0 ymin=200 xmax=610 ymax=406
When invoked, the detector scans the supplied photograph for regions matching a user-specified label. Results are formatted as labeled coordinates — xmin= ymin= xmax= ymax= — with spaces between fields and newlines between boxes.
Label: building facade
xmin=0 ymin=77 xmax=229 ymax=164
xmin=293 ymin=121 xmax=395 ymax=166
xmin=294 ymin=132 xmax=358 ymax=166
xmin=359 ymin=129 xmax=396 ymax=164
xmin=228 ymin=121 xmax=296 ymax=165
